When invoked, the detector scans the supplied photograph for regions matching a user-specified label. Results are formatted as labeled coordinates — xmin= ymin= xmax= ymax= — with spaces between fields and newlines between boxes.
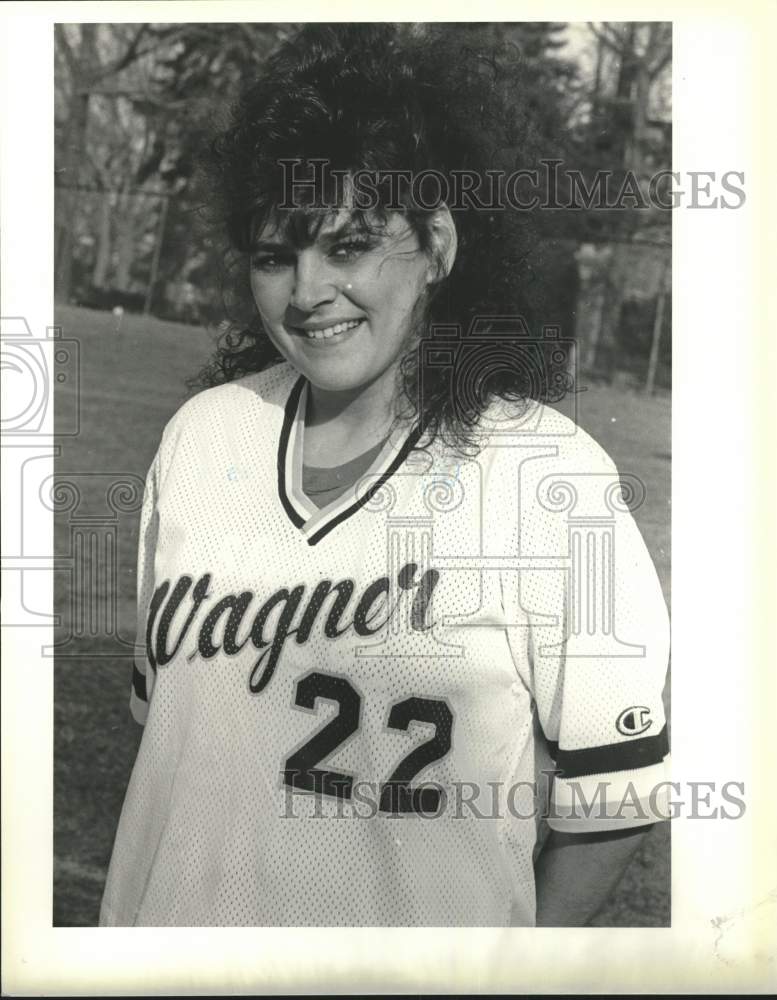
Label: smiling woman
xmin=194 ymin=23 xmax=552 ymax=453
xmin=98 ymin=23 xmax=671 ymax=929
xmin=250 ymin=212 xmax=427 ymax=389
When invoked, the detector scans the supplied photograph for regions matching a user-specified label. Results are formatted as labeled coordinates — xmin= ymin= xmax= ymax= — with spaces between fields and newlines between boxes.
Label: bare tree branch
xmin=83 ymin=147 xmax=111 ymax=188
xmin=95 ymin=24 xmax=149 ymax=78
xmin=643 ymin=22 xmax=672 ymax=80
xmin=55 ymin=23 xmax=79 ymax=76
xmin=587 ymin=22 xmax=627 ymax=56
xmin=91 ymin=24 xmax=189 ymax=81
xmin=648 ymin=49 xmax=672 ymax=80
xmin=85 ymin=87 xmax=189 ymax=111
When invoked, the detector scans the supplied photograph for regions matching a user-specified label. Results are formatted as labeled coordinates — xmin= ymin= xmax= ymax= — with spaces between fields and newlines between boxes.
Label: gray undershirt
xmin=302 ymin=438 xmax=387 ymax=510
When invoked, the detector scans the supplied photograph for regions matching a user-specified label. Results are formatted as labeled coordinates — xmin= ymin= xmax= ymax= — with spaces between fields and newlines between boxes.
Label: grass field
xmin=53 ymin=304 xmax=671 ymax=927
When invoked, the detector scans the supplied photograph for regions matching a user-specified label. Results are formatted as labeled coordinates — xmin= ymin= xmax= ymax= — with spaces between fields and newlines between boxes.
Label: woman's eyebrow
xmin=252 ymin=220 xmax=379 ymax=252
xmin=251 ymin=239 xmax=291 ymax=252
xmin=317 ymin=223 xmax=364 ymax=244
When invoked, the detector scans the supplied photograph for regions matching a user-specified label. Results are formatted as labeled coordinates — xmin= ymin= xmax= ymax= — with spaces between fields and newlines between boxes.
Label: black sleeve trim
xmin=132 ymin=661 xmax=147 ymax=703
xmin=545 ymin=724 xmax=669 ymax=779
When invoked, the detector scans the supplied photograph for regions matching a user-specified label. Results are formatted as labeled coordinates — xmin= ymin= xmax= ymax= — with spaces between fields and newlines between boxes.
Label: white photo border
xmin=2 ymin=1 xmax=775 ymax=994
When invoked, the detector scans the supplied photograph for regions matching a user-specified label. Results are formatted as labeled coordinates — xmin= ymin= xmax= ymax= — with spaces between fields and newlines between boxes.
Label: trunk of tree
xmin=595 ymin=252 xmax=625 ymax=379
xmin=114 ymin=191 xmax=137 ymax=290
xmin=55 ymin=25 xmax=99 ymax=303
xmin=592 ymin=32 xmax=603 ymax=116
xmin=143 ymin=196 xmax=169 ymax=314
xmin=630 ymin=24 xmax=653 ymax=174
xmin=645 ymin=258 xmax=670 ymax=395
xmin=612 ymin=23 xmax=637 ymax=168
xmin=91 ymin=190 xmax=113 ymax=288
xmin=574 ymin=244 xmax=613 ymax=372
xmin=55 ymin=88 xmax=90 ymax=302
xmin=597 ymin=26 xmax=646 ymax=376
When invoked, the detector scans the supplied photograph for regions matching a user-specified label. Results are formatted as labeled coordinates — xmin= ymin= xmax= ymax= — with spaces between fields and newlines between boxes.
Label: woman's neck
xmin=303 ymin=367 xmax=400 ymax=466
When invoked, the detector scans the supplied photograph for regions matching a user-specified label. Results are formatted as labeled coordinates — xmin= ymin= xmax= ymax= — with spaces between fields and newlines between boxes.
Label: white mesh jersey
xmin=99 ymin=362 xmax=670 ymax=927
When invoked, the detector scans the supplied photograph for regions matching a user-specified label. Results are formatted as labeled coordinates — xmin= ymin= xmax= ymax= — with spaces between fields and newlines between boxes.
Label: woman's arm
xmin=534 ymin=825 xmax=652 ymax=927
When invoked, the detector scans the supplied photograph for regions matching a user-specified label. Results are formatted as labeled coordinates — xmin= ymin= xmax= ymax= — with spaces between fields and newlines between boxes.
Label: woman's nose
xmin=289 ymin=253 xmax=337 ymax=313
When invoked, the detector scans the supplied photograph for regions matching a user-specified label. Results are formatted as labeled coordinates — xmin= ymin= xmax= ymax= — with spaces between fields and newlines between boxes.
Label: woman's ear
xmin=427 ymin=205 xmax=458 ymax=282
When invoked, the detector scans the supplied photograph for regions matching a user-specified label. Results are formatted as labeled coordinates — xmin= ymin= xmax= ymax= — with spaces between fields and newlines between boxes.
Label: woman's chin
xmin=304 ymin=368 xmax=372 ymax=394
xmin=296 ymin=358 xmax=391 ymax=398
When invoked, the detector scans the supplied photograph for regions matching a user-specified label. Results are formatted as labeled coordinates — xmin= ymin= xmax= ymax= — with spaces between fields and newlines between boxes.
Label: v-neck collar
xmin=276 ymin=376 xmax=425 ymax=545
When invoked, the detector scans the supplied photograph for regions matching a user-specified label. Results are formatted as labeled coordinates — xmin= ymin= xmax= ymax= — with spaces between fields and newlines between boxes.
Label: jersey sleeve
xmin=129 ymin=449 xmax=161 ymax=726
xmin=501 ymin=431 xmax=671 ymax=833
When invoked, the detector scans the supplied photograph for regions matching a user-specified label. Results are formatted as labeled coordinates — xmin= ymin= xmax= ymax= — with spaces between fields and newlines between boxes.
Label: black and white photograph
xmin=2 ymin=3 xmax=775 ymax=994
xmin=53 ymin=19 xmax=673 ymax=929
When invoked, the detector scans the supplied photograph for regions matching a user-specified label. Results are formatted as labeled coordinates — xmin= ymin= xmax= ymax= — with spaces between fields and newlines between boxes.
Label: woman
xmin=100 ymin=23 xmax=670 ymax=927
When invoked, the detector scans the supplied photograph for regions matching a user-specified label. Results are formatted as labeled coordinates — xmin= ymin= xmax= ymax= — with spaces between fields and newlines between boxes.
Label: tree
xmin=55 ymin=23 xmax=191 ymax=300
xmin=587 ymin=21 xmax=671 ymax=172
xmin=55 ymin=23 xmax=294 ymax=307
xmin=569 ymin=23 xmax=672 ymax=382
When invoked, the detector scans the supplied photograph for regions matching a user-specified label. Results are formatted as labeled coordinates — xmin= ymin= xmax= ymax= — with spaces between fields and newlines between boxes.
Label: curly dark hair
xmin=194 ymin=22 xmax=568 ymax=452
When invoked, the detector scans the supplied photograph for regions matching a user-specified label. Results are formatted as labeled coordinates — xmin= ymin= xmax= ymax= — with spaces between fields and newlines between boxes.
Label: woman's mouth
xmin=295 ymin=318 xmax=364 ymax=341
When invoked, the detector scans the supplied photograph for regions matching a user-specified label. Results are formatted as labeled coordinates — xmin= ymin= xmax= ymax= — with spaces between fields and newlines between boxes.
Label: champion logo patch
xmin=616 ymin=706 xmax=653 ymax=737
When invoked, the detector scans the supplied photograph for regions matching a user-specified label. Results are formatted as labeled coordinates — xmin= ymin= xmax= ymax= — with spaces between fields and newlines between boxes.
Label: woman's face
xmin=249 ymin=210 xmax=431 ymax=396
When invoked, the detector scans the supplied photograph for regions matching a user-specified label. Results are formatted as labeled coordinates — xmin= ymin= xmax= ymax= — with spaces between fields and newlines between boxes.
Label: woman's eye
xmin=250 ymin=255 xmax=291 ymax=272
xmin=329 ymin=239 xmax=374 ymax=261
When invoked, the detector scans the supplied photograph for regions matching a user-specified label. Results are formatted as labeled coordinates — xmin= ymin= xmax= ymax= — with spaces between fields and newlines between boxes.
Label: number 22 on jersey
xmin=282 ymin=670 xmax=454 ymax=814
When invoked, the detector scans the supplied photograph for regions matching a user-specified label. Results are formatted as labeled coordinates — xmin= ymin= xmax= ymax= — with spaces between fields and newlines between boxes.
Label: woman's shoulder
xmin=159 ymin=361 xmax=298 ymax=439
xmin=146 ymin=362 xmax=299 ymax=476
xmin=477 ymin=395 xmax=618 ymax=472
xmin=471 ymin=397 xmax=636 ymax=549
